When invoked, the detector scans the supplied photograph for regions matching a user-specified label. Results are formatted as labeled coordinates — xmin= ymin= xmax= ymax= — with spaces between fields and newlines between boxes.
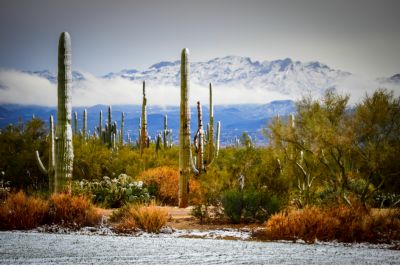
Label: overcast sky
xmin=0 ymin=0 xmax=399 ymax=78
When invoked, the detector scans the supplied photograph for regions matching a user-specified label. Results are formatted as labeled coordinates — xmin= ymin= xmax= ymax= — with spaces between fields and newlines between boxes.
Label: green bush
xmin=243 ymin=189 xmax=281 ymax=222
xmin=72 ymin=174 xmax=151 ymax=208
xmin=221 ymin=189 xmax=243 ymax=223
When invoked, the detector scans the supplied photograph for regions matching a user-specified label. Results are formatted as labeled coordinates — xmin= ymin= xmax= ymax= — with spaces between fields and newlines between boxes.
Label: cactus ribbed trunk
xmin=98 ymin=110 xmax=102 ymax=138
xmin=54 ymin=32 xmax=74 ymax=193
xmin=207 ymin=83 xmax=214 ymax=164
xmin=140 ymin=81 xmax=148 ymax=156
xmin=196 ymin=101 xmax=204 ymax=172
xmin=179 ymin=48 xmax=192 ymax=208
xmin=120 ymin=112 xmax=125 ymax=145
xmin=107 ymin=106 xmax=112 ymax=146
xmin=163 ymin=114 xmax=168 ymax=149
xmin=82 ymin=109 xmax=87 ymax=141
xmin=73 ymin=112 xmax=78 ymax=135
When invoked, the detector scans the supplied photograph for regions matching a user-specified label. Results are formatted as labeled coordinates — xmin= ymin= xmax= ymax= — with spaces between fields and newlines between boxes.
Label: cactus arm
xmin=35 ymin=151 xmax=48 ymax=175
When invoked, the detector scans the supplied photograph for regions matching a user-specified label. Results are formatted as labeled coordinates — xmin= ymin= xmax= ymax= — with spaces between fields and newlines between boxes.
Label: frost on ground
xmin=1 ymin=231 xmax=399 ymax=264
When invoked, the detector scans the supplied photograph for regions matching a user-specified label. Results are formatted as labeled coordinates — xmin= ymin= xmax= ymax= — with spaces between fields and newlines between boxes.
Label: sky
xmin=1 ymin=0 xmax=400 ymax=77
xmin=0 ymin=0 xmax=399 ymax=106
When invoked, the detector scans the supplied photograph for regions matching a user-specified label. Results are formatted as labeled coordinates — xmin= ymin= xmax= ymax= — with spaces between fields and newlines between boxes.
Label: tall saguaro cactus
xmin=73 ymin=112 xmax=78 ymax=135
xmin=179 ymin=48 xmax=199 ymax=208
xmin=206 ymin=83 xmax=215 ymax=164
xmin=194 ymin=101 xmax=205 ymax=172
xmin=82 ymin=109 xmax=87 ymax=141
xmin=54 ymin=32 xmax=74 ymax=192
xmin=140 ymin=81 xmax=148 ymax=156
xmin=120 ymin=112 xmax=125 ymax=145
xmin=98 ymin=110 xmax=103 ymax=137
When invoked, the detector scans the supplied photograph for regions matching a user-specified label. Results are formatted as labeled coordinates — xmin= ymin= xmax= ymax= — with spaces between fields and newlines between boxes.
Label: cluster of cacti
xmin=35 ymin=32 xmax=74 ymax=193
xmin=193 ymin=83 xmax=220 ymax=173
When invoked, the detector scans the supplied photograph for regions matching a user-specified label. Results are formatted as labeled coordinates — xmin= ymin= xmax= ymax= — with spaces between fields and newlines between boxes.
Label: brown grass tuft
xmin=49 ymin=193 xmax=101 ymax=228
xmin=0 ymin=191 xmax=49 ymax=230
xmin=114 ymin=203 xmax=168 ymax=233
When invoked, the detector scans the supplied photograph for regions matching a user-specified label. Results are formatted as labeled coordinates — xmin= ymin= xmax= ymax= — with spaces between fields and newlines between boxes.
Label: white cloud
xmin=1 ymin=69 xmax=399 ymax=107
xmin=0 ymin=69 xmax=56 ymax=106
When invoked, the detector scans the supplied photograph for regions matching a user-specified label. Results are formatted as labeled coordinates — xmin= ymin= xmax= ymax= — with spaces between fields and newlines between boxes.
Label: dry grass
xmin=114 ymin=203 xmax=168 ymax=233
xmin=49 ymin=193 xmax=101 ymax=228
xmin=254 ymin=205 xmax=400 ymax=244
xmin=0 ymin=191 xmax=49 ymax=230
xmin=139 ymin=166 xmax=201 ymax=206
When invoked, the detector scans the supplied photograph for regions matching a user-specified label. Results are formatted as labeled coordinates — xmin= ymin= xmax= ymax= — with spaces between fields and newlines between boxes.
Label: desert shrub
xmin=221 ymin=188 xmax=282 ymax=224
xmin=139 ymin=166 xmax=201 ymax=206
xmin=113 ymin=203 xmax=168 ymax=233
xmin=0 ymin=191 xmax=49 ymax=230
xmin=243 ymin=189 xmax=281 ymax=222
xmin=72 ymin=174 xmax=150 ymax=208
xmin=257 ymin=205 xmax=400 ymax=244
xmin=0 ymin=119 xmax=49 ymax=191
xmin=49 ymin=193 xmax=101 ymax=228
xmin=221 ymin=189 xmax=243 ymax=223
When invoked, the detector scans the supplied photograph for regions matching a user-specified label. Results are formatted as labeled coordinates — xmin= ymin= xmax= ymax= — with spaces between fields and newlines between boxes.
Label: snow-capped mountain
xmin=26 ymin=56 xmax=351 ymax=98
xmin=104 ymin=56 xmax=351 ymax=96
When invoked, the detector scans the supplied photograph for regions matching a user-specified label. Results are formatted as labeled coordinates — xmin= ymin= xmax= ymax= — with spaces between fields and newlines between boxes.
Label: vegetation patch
xmin=254 ymin=205 xmax=400 ymax=244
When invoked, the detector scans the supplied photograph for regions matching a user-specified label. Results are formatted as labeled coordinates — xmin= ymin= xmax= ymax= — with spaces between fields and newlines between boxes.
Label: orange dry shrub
xmin=258 ymin=205 xmax=400 ymax=244
xmin=0 ymin=191 xmax=49 ymax=230
xmin=114 ymin=203 xmax=168 ymax=233
xmin=49 ymin=193 xmax=101 ymax=228
xmin=139 ymin=166 xmax=201 ymax=206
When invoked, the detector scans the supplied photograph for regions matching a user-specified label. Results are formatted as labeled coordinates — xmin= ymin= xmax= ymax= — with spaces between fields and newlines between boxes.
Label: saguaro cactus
xmin=54 ymin=32 xmax=74 ymax=192
xmin=98 ymin=110 xmax=103 ymax=138
xmin=35 ymin=115 xmax=55 ymax=191
xmin=73 ymin=112 xmax=78 ymax=135
xmin=140 ymin=81 xmax=148 ymax=156
xmin=82 ymin=109 xmax=87 ymax=141
xmin=206 ymin=83 xmax=215 ymax=164
xmin=120 ymin=112 xmax=125 ymax=145
xmin=107 ymin=105 xmax=112 ymax=145
xmin=179 ymin=48 xmax=199 ymax=208
xmin=162 ymin=114 xmax=173 ymax=149
xmin=194 ymin=101 xmax=205 ymax=172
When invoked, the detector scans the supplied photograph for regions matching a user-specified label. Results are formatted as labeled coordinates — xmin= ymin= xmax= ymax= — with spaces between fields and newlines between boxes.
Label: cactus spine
xmin=140 ymin=81 xmax=148 ymax=156
xmin=179 ymin=48 xmax=199 ymax=208
xmin=54 ymin=32 xmax=74 ymax=193
xmin=82 ymin=109 xmax=87 ymax=141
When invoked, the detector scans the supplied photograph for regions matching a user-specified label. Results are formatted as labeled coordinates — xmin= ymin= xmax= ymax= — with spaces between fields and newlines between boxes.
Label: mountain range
xmin=28 ymin=56 xmax=353 ymax=98
xmin=2 ymin=55 xmax=399 ymax=145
